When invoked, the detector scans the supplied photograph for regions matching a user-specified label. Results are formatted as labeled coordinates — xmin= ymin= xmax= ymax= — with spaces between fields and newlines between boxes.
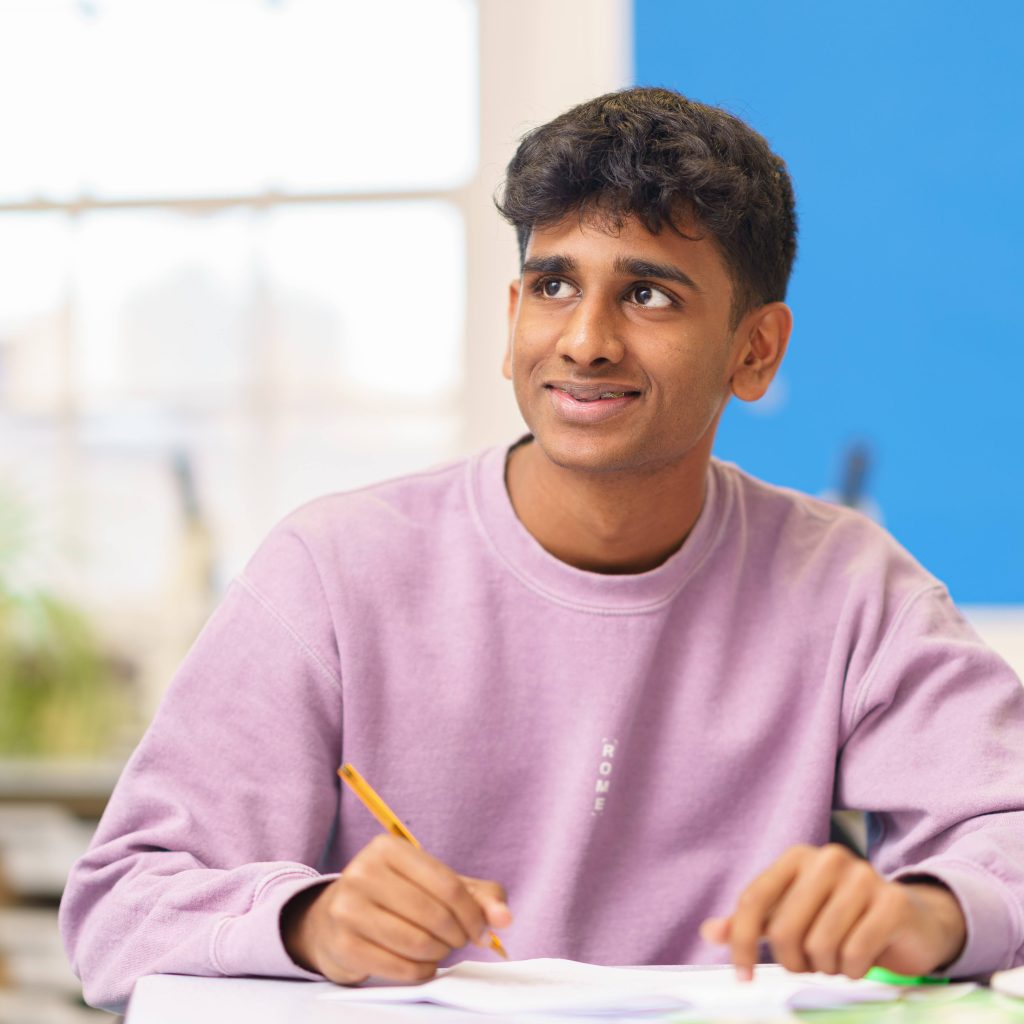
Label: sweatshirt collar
xmin=467 ymin=437 xmax=729 ymax=614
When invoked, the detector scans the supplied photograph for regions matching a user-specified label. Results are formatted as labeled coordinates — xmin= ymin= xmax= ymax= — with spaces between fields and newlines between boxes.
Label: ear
xmin=502 ymin=280 xmax=521 ymax=381
xmin=729 ymin=302 xmax=793 ymax=402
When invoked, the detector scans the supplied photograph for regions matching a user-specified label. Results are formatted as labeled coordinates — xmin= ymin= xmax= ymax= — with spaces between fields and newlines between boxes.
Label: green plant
xmin=0 ymin=491 xmax=130 ymax=757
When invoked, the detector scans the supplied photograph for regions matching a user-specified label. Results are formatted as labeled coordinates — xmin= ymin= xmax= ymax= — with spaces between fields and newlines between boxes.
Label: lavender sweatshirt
xmin=60 ymin=443 xmax=1024 ymax=1011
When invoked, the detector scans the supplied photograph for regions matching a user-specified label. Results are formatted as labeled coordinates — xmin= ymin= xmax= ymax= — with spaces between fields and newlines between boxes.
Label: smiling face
xmin=503 ymin=214 xmax=789 ymax=481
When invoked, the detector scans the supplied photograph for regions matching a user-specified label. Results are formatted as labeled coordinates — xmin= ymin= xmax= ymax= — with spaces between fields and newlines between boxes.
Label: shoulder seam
xmin=235 ymin=576 xmax=343 ymax=691
xmin=848 ymin=582 xmax=947 ymax=728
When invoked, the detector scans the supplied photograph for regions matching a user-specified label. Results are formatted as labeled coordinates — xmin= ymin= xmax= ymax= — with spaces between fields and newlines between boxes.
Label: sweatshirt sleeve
xmin=836 ymin=583 xmax=1024 ymax=977
xmin=58 ymin=523 xmax=344 ymax=1013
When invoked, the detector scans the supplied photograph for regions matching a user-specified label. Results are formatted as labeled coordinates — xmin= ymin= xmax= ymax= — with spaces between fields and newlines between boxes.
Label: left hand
xmin=700 ymin=843 xmax=966 ymax=981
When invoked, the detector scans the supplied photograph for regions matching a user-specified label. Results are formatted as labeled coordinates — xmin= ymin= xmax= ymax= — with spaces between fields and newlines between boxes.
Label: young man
xmin=61 ymin=88 xmax=1024 ymax=1012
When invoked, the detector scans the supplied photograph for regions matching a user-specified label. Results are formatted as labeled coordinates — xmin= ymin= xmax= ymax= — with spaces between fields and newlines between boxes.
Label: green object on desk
xmin=795 ymin=990 xmax=1024 ymax=1024
xmin=865 ymin=966 xmax=949 ymax=986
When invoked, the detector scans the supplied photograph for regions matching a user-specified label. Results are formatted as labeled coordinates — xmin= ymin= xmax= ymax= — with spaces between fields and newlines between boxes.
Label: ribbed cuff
xmin=891 ymin=861 xmax=1019 ymax=978
xmin=211 ymin=869 xmax=340 ymax=980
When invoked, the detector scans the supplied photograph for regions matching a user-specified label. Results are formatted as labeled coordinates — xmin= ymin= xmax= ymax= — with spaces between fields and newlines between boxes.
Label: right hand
xmin=281 ymin=834 xmax=512 ymax=984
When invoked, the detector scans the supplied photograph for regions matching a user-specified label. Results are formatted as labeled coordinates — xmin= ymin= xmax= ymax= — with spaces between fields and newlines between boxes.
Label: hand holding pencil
xmin=281 ymin=764 xmax=511 ymax=986
xmin=337 ymin=764 xmax=509 ymax=960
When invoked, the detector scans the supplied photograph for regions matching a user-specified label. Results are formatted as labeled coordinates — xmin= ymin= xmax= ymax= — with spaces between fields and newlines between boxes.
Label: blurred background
xmin=0 ymin=0 xmax=1019 ymax=1020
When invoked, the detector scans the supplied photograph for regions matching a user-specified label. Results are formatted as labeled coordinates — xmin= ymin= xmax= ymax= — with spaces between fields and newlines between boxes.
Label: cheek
xmin=507 ymin=324 xmax=550 ymax=377
xmin=655 ymin=348 xmax=733 ymax=425
xmin=505 ymin=333 xmax=537 ymax=400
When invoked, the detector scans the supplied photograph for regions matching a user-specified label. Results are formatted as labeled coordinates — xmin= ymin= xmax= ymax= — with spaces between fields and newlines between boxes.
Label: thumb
xmin=461 ymin=876 xmax=513 ymax=929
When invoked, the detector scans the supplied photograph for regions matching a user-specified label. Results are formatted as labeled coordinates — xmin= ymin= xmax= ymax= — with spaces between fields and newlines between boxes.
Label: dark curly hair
xmin=495 ymin=87 xmax=797 ymax=325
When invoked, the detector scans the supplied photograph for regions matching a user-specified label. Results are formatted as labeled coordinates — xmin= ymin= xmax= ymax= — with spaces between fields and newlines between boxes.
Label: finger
xmin=321 ymin=920 xmax=439 ymax=985
xmin=730 ymin=848 xmax=808 ymax=980
xmin=352 ymin=857 xmax=473 ymax=950
xmin=377 ymin=838 xmax=489 ymax=946
xmin=700 ymin=916 xmax=731 ymax=945
xmin=839 ymin=885 xmax=911 ymax=979
xmin=347 ymin=899 xmax=452 ymax=964
xmin=461 ymin=876 xmax=513 ymax=930
xmin=762 ymin=845 xmax=859 ymax=974
xmin=802 ymin=865 xmax=877 ymax=974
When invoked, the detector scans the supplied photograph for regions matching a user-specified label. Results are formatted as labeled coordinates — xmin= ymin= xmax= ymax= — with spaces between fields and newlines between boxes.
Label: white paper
xmin=319 ymin=958 xmax=906 ymax=1015
xmin=992 ymin=964 xmax=1024 ymax=999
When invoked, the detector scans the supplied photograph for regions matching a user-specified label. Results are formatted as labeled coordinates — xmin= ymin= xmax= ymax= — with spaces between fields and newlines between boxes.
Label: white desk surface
xmin=126 ymin=974 xmax=561 ymax=1024
xmin=125 ymin=969 xmax=729 ymax=1024
xmin=124 ymin=970 xmax=1015 ymax=1024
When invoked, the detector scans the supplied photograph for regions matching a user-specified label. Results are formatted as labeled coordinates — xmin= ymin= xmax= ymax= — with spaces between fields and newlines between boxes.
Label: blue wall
xmin=635 ymin=0 xmax=1023 ymax=603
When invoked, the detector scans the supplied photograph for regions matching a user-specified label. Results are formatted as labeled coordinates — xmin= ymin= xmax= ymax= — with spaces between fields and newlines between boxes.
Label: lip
xmin=544 ymin=380 xmax=642 ymax=401
xmin=544 ymin=381 xmax=642 ymax=425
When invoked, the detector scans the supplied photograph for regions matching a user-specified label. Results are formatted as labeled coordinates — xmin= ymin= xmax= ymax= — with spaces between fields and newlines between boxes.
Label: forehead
xmin=524 ymin=213 xmax=731 ymax=292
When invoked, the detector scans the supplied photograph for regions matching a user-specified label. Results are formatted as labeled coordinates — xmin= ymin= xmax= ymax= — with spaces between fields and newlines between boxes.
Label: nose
xmin=555 ymin=295 xmax=625 ymax=366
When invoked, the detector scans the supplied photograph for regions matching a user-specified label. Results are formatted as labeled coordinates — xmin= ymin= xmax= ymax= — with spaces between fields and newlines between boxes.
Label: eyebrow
xmin=522 ymin=254 xmax=577 ymax=276
xmin=521 ymin=253 xmax=700 ymax=293
xmin=614 ymin=257 xmax=701 ymax=292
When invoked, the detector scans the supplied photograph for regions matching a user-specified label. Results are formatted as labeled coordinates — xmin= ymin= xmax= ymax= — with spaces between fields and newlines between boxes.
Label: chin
xmin=531 ymin=431 xmax=655 ymax=476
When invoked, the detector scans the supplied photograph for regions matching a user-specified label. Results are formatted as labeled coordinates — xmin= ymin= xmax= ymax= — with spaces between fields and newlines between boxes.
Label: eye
xmin=537 ymin=277 xmax=576 ymax=299
xmin=629 ymin=284 xmax=674 ymax=309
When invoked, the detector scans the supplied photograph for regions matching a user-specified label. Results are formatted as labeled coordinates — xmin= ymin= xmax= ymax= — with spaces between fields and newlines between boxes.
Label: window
xmin=0 ymin=0 xmax=478 ymax=716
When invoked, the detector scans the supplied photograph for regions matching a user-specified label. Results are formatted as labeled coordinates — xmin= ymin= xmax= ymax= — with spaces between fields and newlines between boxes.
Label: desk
xmin=126 ymin=974 xmax=1024 ymax=1024
xmin=126 ymin=976 xmax=552 ymax=1024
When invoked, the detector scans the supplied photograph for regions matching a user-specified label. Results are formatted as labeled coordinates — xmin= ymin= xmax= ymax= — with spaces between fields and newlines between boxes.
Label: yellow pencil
xmin=337 ymin=763 xmax=509 ymax=960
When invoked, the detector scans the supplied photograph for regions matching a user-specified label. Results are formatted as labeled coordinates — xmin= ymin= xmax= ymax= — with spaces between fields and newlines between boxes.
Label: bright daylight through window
xmin=0 ymin=0 xmax=478 ymax=727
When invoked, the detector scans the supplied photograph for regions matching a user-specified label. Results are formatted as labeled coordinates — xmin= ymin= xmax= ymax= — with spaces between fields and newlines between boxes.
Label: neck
xmin=505 ymin=439 xmax=711 ymax=574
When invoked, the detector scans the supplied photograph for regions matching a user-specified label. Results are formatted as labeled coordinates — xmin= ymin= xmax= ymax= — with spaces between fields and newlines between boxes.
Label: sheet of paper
xmin=992 ymin=964 xmax=1024 ymax=999
xmin=319 ymin=958 xmax=907 ymax=1015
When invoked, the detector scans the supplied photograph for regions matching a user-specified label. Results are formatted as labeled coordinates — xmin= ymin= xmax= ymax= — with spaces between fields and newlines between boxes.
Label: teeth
xmin=555 ymin=387 xmax=631 ymax=401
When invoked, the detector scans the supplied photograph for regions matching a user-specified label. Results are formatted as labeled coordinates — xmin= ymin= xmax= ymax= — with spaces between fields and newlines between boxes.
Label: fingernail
xmin=737 ymin=965 xmax=753 ymax=982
